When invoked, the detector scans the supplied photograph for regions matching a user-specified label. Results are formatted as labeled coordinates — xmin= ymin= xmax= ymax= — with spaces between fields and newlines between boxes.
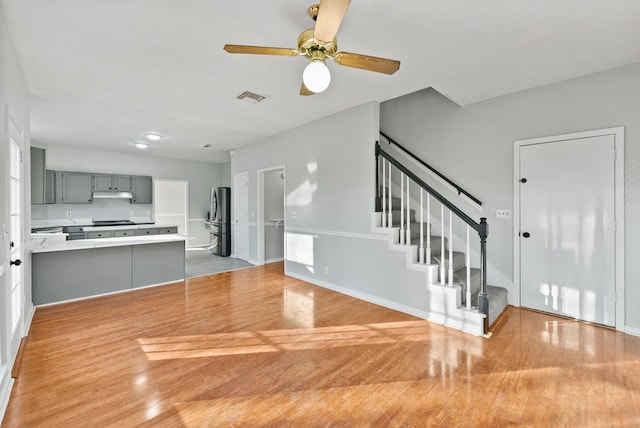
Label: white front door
xmin=519 ymin=134 xmax=616 ymax=326
xmin=233 ymin=173 xmax=250 ymax=261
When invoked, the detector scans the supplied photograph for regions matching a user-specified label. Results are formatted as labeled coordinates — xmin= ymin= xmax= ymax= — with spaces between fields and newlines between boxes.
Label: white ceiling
xmin=2 ymin=0 xmax=640 ymax=164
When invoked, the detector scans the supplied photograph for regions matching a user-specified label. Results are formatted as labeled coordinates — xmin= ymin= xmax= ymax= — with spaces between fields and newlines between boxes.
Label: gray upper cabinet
xmin=31 ymin=147 xmax=56 ymax=205
xmin=93 ymin=174 xmax=132 ymax=192
xmin=44 ymin=170 xmax=56 ymax=204
xmin=61 ymin=172 xmax=93 ymax=203
xmin=131 ymin=176 xmax=152 ymax=204
xmin=114 ymin=175 xmax=132 ymax=191
xmin=31 ymin=147 xmax=47 ymax=204
xmin=93 ymin=174 xmax=113 ymax=191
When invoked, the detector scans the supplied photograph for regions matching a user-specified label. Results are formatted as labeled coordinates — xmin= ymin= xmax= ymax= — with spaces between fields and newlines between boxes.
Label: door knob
xmin=10 ymin=259 xmax=22 ymax=266
xmin=522 ymin=232 xmax=531 ymax=238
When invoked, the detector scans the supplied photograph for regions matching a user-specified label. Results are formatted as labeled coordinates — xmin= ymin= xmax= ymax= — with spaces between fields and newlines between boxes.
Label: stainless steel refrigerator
xmin=206 ymin=187 xmax=231 ymax=256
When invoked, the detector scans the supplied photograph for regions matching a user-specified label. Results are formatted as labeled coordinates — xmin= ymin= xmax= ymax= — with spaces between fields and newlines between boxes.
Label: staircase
xmin=374 ymin=139 xmax=509 ymax=336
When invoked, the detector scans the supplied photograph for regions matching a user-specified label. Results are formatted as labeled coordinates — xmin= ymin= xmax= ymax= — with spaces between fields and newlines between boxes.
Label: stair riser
xmin=390 ymin=210 xmax=416 ymax=226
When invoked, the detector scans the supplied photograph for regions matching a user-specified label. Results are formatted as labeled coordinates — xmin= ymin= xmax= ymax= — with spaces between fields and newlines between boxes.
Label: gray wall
xmin=231 ymin=101 xmax=450 ymax=322
xmin=231 ymin=102 xmax=379 ymax=262
xmin=380 ymin=62 xmax=640 ymax=332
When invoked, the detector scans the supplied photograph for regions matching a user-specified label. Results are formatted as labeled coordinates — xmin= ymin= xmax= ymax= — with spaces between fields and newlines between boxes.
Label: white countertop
xmin=31 ymin=234 xmax=186 ymax=253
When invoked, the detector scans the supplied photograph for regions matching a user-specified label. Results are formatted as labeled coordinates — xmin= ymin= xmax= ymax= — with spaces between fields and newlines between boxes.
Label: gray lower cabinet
xmin=85 ymin=230 xmax=115 ymax=239
xmin=32 ymin=240 xmax=185 ymax=305
xmin=32 ymin=246 xmax=133 ymax=305
xmin=132 ymin=241 xmax=185 ymax=288
xmin=138 ymin=226 xmax=177 ymax=236
xmin=114 ymin=230 xmax=137 ymax=237
xmin=157 ymin=227 xmax=178 ymax=234
xmin=87 ymin=226 xmax=176 ymax=239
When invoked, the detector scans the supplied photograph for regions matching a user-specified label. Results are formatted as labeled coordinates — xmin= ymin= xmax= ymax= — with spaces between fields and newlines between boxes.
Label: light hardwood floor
xmin=3 ymin=262 xmax=640 ymax=427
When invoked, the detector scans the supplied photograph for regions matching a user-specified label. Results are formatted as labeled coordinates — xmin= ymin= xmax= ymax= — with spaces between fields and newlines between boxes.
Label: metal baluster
xmin=419 ymin=189 xmax=424 ymax=263
xmin=381 ymin=159 xmax=386 ymax=227
xmin=388 ymin=164 xmax=393 ymax=228
xmin=426 ymin=193 xmax=432 ymax=264
xmin=406 ymin=176 xmax=411 ymax=245
xmin=466 ymin=225 xmax=471 ymax=309
xmin=478 ymin=218 xmax=489 ymax=333
xmin=400 ymin=172 xmax=405 ymax=244
xmin=440 ymin=203 xmax=445 ymax=285
xmin=448 ymin=210 xmax=453 ymax=287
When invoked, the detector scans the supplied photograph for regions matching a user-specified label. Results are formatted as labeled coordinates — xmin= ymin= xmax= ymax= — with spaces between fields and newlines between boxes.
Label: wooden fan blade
xmin=334 ymin=52 xmax=400 ymax=75
xmin=300 ymin=82 xmax=315 ymax=96
xmin=223 ymin=44 xmax=298 ymax=56
xmin=314 ymin=0 xmax=351 ymax=44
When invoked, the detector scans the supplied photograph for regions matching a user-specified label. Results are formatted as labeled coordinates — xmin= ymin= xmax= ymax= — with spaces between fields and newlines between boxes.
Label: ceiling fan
xmin=223 ymin=0 xmax=401 ymax=95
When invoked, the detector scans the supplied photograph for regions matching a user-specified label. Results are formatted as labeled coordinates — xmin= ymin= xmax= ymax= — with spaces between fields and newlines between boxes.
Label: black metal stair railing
xmin=375 ymin=141 xmax=490 ymax=334
xmin=380 ymin=131 xmax=482 ymax=207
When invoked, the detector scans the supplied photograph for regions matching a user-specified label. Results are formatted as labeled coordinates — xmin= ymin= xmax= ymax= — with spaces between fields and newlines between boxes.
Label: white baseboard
xmin=265 ymin=257 xmax=284 ymax=264
xmin=285 ymin=270 xmax=484 ymax=336
xmin=0 ymin=377 xmax=15 ymax=426
xmin=25 ymin=302 xmax=36 ymax=335
xmin=625 ymin=326 xmax=640 ymax=337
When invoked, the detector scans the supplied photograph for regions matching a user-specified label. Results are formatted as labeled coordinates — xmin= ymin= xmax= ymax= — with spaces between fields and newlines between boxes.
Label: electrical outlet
xmin=66 ymin=211 xmax=72 ymax=217
xmin=130 ymin=210 xmax=135 ymax=216
xmin=291 ymin=212 xmax=298 ymax=220
xmin=323 ymin=266 xmax=329 ymax=275
xmin=496 ymin=209 xmax=512 ymax=219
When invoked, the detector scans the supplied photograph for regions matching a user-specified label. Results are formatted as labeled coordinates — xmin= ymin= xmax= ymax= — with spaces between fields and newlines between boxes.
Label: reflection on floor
xmin=185 ymin=247 xmax=253 ymax=278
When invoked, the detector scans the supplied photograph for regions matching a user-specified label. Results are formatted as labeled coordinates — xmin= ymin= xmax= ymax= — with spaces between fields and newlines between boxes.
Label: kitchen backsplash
xmin=32 ymin=199 xmax=153 ymax=226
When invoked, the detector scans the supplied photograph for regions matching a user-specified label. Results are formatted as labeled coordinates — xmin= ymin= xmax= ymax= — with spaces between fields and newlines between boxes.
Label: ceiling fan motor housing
xmin=297 ymin=29 xmax=337 ymax=61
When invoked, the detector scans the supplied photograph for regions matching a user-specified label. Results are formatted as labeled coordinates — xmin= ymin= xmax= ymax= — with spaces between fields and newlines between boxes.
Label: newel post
xmin=477 ymin=217 xmax=489 ymax=334
xmin=375 ymin=142 xmax=382 ymax=212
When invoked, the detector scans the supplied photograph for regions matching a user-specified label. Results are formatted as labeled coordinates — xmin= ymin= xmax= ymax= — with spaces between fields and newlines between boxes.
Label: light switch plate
xmin=496 ymin=209 xmax=512 ymax=219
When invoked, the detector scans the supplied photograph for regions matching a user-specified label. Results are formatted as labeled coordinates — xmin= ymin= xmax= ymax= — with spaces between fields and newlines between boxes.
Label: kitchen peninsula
xmin=31 ymin=230 xmax=185 ymax=305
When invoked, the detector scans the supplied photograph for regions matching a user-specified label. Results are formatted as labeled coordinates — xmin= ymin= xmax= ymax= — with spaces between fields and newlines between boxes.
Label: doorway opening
xmin=257 ymin=166 xmax=286 ymax=266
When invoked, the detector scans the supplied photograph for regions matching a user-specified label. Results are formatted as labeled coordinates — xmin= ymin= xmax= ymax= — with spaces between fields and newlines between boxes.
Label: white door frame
xmin=232 ymin=172 xmax=250 ymax=261
xmin=257 ymin=165 xmax=286 ymax=265
xmin=513 ymin=127 xmax=625 ymax=330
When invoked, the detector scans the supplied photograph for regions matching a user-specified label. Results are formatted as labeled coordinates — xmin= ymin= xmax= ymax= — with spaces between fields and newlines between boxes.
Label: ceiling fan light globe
xmin=303 ymin=60 xmax=331 ymax=93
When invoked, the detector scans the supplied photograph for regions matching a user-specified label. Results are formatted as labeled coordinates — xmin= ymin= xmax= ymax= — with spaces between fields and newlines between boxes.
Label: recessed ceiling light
xmin=135 ymin=142 xmax=149 ymax=149
xmin=145 ymin=133 xmax=162 ymax=141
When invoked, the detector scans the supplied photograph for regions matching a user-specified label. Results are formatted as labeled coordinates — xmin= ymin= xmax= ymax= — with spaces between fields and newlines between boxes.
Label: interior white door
xmin=520 ymin=135 xmax=616 ymax=326
xmin=1 ymin=110 xmax=25 ymax=397
xmin=234 ymin=173 xmax=250 ymax=261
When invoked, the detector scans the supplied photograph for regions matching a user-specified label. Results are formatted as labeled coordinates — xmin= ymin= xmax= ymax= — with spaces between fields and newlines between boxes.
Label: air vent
xmin=236 ymin=91 xmax=267 ymax=103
